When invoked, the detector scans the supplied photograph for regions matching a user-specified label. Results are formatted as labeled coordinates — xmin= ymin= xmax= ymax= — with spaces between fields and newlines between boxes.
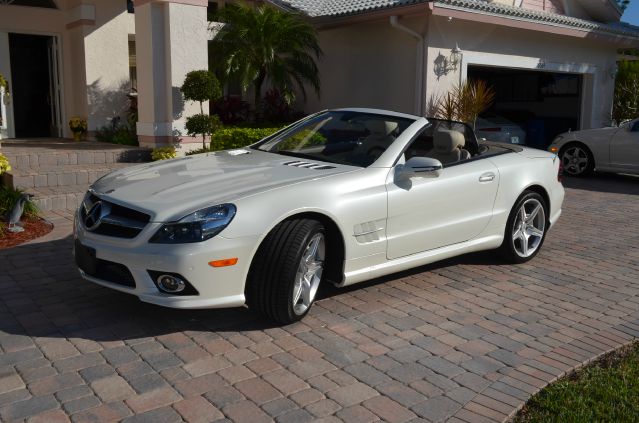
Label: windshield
xmin=254 ymin=111 xmax=415 ymax=167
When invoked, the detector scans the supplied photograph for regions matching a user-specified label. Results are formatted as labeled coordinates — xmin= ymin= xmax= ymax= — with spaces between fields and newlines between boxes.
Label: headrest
xmin=365 ymin=120 xmax=398 ymax=136
xmin=433 ymin=130 xmax=465 ymax=153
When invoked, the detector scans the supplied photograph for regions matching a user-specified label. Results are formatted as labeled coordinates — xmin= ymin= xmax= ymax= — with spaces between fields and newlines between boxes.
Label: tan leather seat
xmin=351 ymin=120 xmax=398 ymax=159
xmin=429 ymin=129 xmax=470 ymax=165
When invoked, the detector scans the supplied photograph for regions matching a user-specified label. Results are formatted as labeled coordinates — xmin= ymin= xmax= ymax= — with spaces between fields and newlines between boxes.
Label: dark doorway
xmin=9 ymin=33 xmax=53 ymax=138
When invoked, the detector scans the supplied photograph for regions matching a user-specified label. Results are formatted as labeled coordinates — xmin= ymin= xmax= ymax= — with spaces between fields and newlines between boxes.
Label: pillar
xmin=134 ymin=0 xmax=209 ymax=148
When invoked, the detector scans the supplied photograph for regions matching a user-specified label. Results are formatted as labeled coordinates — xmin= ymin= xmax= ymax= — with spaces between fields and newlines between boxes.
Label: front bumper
xmin=74 ymin=211 xmax=258 ymax=309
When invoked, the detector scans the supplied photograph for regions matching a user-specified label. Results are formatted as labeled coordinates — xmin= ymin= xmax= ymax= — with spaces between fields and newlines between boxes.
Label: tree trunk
xmin=254 ymin=70 xmax=266 ymax=121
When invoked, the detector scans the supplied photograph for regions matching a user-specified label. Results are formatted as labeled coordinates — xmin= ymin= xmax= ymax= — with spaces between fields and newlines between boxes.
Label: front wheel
xmin=500 ymin=191 xmax=548 ymax=263
xmin=560 ymin=143 xmax=594 ymax=176
xmin=245 ymin=219 xmax=326 ymax=324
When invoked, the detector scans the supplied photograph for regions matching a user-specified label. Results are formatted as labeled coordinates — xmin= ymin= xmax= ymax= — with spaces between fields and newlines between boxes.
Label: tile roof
xmin=437 ymin=0 xmax=639 ymax=38
xmin=271 ymin=0 xmax=639 ymax=39
xmin=271 ymin=0 xmax=429 ymax=17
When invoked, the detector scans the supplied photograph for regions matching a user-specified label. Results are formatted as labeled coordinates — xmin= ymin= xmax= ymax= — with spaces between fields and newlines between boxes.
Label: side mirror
xmin=398 ymin=157 xmax=443 ymax=179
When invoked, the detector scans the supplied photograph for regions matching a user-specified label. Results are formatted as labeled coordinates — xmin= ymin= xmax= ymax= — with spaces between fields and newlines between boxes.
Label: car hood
xmin=561 ymin=127 xmax=618 ymax=139
xmin=90 ymin=148 xmax=356 ymax=222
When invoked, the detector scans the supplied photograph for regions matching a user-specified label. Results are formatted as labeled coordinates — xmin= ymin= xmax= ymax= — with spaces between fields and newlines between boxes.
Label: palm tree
xmin=209 ymin=3 xmax=322 ymax=114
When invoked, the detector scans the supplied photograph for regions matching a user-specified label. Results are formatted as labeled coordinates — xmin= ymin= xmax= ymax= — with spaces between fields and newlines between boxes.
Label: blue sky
xmin=622 ymin=2 xmax=639 ymax=25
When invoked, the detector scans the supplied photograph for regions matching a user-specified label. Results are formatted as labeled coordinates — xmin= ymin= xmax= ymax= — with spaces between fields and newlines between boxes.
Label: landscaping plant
xmin=431 ymin=80 xmax=495 ymax=129
xmin=0 ymin=186 xmax=38 ymax=219
xmin=0 ymin=153 xmax=11 ymax=175
xmin=69 ymin=117 xmax=88 ymax=141
xmin=151 ymin=146 xmax=177 ymax=161
xmin=209 ymin=3 xmax=322 ymax=115
xmin=181 ymin=70 xmax=223 ymax=148
xmin=612 ymin=60 xmax=639 ymax=124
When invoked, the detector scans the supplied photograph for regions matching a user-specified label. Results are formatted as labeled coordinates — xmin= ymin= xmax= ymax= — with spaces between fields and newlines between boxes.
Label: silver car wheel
xmin=512 ymin=198 xmax=546 ymax=258
xmin=562 ymin=146 xmax=590 ymax=175
xmin=292 ymin=233 xmax=324 ymax=315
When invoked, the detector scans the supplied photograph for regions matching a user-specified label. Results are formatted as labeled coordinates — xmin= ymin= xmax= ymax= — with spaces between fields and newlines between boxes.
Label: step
xmin=25 ymin=184 xmax=91 ymax=212
xmin=1 ymin=140 xmax=152 ymax=171
xmin=8 ymin=163 xmax=134 ymax=190
xmin=3 ymin=148 xmax=151 ymax=171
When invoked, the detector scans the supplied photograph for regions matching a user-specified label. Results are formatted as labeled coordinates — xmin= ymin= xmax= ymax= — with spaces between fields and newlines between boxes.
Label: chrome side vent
xmin=283 ymin=161 xmax=335 ymax=170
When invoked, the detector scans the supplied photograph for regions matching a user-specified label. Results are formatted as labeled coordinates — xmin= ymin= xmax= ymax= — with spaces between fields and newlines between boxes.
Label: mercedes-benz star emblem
xmin=84 ymin=201 xmax=111 ymax=231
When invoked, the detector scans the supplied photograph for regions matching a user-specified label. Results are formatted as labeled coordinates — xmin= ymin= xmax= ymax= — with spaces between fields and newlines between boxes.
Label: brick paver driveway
xmin=1 ymin=174 xmax=638 ymax=423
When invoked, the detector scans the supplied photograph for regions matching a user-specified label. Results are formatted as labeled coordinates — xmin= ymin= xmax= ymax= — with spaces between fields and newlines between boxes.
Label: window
xmin=128 ymin=36 xmax=137 ymax=92
xmin=403 ymin=118 xmax=479 ymax=166
xmin=255 ymin=111 xmax=415 ymax=167
xmin=127 ymin=0 xmax=134 ymax=13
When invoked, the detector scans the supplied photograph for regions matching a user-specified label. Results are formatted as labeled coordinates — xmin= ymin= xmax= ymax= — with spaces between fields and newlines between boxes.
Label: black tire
xmin=559 ymin=142 xmax=594 ymax=177
xmin=245 ymin=219 xmax=325 ymax=324
xmin=500 ymin=191 xmax=548 ymax=264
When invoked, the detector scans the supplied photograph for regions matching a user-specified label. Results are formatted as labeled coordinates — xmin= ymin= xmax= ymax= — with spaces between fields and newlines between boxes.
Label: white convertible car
xmin=548 ymin=120 xmax=639 ymax=176
xmin=75 ymin=109 xmax=564 ymax=323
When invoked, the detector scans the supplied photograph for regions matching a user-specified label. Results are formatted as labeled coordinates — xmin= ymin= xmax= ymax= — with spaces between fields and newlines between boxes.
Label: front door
xmin=47 ymin=36 xmax=63 ymax=137
xmin=386 ymin=159 xmax=500 ymax=259
xmin=8 ymin=33 xmax=56 ymax=138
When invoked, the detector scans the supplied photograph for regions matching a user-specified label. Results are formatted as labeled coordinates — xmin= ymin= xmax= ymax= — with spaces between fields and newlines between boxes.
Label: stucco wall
xmin=83 ymin=1 xmax=134 ymax=132
xmin=426 ymin=15 xmax=618 ymax=129
xmin=303 ymin=17 xmax=422 ymax=115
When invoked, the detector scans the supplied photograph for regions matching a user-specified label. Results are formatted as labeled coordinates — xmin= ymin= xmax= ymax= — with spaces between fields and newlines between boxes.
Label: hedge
xmin=187 ymin=126 xmax=283 ymax=155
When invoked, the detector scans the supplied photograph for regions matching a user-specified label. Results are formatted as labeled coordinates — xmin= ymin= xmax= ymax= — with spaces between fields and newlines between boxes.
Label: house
xmin=1 ymin=0 xmax=638 ymax=149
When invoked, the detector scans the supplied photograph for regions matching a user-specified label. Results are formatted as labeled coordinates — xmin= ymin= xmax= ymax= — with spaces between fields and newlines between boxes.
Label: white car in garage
xmin=548 ymin=120 xmax=639 ymax=176
xmin=475 ymin=113 xmax=527 ymax=145
xmin=74 ymin=109 xmax=564 ymax=324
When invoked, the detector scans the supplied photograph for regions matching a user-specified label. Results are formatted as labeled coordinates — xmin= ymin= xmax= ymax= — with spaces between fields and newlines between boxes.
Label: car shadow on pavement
xmin=562 ymin=172 xmax=639 ymax=195
xmin=0 ymin=234 xmax=513 ymax=342
xmin=317 ymin=250 xmax=507 ymax=300
xmin=0 ymin=235 xmax=287 ymax=342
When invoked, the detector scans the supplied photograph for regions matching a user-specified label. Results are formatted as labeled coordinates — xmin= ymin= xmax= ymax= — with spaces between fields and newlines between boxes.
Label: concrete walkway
xmin=0 ymin=174 xmax=638 ymax=423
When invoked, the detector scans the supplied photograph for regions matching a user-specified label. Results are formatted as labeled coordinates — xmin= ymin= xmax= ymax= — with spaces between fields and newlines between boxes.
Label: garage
xmin=468 ymin=66 xmax=583 ymax=149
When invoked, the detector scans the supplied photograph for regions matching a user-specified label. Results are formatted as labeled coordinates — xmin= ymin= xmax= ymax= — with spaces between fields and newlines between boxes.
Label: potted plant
xmin=69 ymin=117 xmax=88 ymax=141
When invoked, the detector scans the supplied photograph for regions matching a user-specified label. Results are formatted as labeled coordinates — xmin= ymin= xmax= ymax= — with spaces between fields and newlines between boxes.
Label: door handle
xmin=479 ymin=172 xmax=495 ymax=182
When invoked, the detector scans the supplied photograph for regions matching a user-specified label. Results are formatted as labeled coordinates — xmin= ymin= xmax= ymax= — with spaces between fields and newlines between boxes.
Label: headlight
xmin=149 ymin=204 xmax=236 ymax=244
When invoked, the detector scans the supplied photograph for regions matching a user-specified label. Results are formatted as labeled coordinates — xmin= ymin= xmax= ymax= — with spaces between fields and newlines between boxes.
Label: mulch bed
xmin=0 ymin=218 xmax=53 ymax=249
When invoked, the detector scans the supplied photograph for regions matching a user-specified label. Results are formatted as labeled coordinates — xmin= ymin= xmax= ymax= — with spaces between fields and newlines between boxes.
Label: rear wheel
xmin=500 ymin=191 xmax=548 ymax=263
xmin=245 ymin=219 xmax=325 ymax=324
xmin=560 ymin=143 xmax=594 ymax=176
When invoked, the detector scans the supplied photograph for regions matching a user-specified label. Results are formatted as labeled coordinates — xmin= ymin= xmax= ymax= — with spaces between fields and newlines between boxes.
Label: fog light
xmin=157 ymin=274 xmax=186 ymax=293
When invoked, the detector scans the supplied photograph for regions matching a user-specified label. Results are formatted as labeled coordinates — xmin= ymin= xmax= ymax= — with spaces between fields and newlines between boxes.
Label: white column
xmin=134 ymin=0 xmax=209 ymax=148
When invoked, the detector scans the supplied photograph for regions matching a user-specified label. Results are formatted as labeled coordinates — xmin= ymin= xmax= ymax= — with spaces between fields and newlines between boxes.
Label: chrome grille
xmin=80 ymin=193 xmax=150 ymax=239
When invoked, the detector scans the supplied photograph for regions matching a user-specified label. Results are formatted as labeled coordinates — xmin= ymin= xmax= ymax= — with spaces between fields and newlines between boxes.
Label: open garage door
xmin=468 ymin=66 xmax=582 ymax=149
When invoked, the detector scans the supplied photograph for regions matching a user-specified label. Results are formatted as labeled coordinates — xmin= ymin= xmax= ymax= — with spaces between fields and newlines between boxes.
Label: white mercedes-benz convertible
xmin=75 ymin=109 xmax=564 ymax=323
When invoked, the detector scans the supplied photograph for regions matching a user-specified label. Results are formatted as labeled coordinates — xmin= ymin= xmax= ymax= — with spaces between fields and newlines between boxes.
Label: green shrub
xmin=95 ymin=118 xmax=138 ymax=146
xmin=151 ymin=146 xmax=177 ymax=161
xmin=186 ymin=126 xmax=283 ymax=155
xmin=0 ymin=186 xmax=39 ymax=219
xmin=181 ymin=70 xmax=221 ymax=108
xmin=185 ymin=114 xmax=222 ymax=145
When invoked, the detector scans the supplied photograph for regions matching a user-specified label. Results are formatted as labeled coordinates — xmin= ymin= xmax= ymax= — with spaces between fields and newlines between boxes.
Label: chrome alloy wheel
xmin=512 ymin=198 xmax=546 ymax=258
xmin=292 ymin=233 xmax=325 ymax=315
xmin=562 ymin=146 xmax=589 ymax=175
